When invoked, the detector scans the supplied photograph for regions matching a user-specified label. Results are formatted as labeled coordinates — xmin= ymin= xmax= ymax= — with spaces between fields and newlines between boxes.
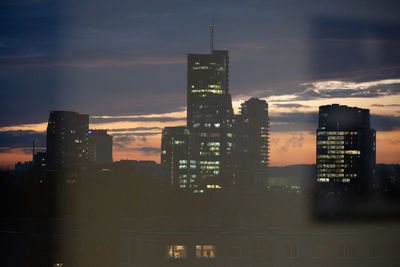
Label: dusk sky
xmin=1 ymin=0 xmax=400 ymax=167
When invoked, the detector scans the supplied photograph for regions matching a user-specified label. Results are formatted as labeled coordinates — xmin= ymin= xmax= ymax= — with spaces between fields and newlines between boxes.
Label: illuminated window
xmin=196 ymin=245 xmax=216 ymax=258
xmin=207 ymin=184 xmax=222 ymax=189
xmin=207 ymin=142 xmax=220 ymax=147
xmin=167 ymin=245 xmax=187 ymax=259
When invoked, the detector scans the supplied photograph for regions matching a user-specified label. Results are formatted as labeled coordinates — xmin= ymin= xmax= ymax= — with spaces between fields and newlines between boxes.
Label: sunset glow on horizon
xmin=1 ymin=78 xmax=399 ymax=169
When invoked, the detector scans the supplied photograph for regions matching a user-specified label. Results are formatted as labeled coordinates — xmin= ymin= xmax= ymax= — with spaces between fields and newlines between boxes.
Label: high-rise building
xmin=187 ymin=50 xmax=234 ymax=190
xmin=161 ymin=127 xmax=198 ymax=190
xmin=88 ymin=129 xmax=113 ymax=164
xmin=229 ymin=98 xmax=269 ymax=188
xmin=237 ymin=97 xmax=270 ymax=170
xmin=46 ymin=111 xmax=89 ymax=170
xmin=316 ymin=104 xmax=376 ymax=193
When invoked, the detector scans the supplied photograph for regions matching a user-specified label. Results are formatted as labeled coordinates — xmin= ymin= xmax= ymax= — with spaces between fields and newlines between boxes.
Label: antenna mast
xmin=210 ymin=20 xmax=214 ymax=53
xmin=32 ymin=139 xmax=35 ymax=161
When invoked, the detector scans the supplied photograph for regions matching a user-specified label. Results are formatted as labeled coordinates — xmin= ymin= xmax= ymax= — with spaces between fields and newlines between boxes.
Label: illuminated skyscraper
xmin=46 ymin=111 xmax=89 ymax=170
xmin=187 ymin=50 xmax=234 ymax=190
xmin=316 ymin=104 xmax=376 ymax=193
xmin=161 ymin=127 xmax=198 ymax=190
xmin=88 ymin=129 xmax=113 ymax=164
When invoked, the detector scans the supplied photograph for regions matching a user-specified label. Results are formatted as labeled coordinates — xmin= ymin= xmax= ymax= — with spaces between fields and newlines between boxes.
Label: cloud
xmin=133 ymin=147 xmax=160 ymax=155
xmin=111 ymin=132 xmax=159 ymax=137
xmin=273 ymin=103 xmax=308 ymax=108
xmin=90 ymin=116 xmax=185 ymax=123
xmin=295 ymin=79 xmax=400 ymax=101
xmin=280 ymin=133 xmax=304 ymax=152
xmin=0 ymin=56 xmax=186 ymax=69
xmin=270 ymin=112 xmax=318 ymax=132
xmin=0 ymin=146 xmax=39 ymax=155
xmin=371 ymin=104 xmax=400 ymax=107
xmin=0 ymin=130 xmax=45 ymax=148
xmin=102 ymin=127 xmax=161 ymax=132
xmin=113 ymin=135 xmax=148 ymax=148
xmin=269 ymin=112 xmax=400 ymax=132
xmin=371 ymin=115 xmax=400 ymax=131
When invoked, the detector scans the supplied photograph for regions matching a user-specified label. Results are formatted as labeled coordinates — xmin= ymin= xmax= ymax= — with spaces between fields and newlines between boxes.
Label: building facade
xmin=88 ymin=129 xmax=113 ymax=164
xmin=229 ymin=98 xmax=269 ymax=188
xmin=236 ymin=97 xmax=269 ymax=170
xmin=46 ymin=111 xmax=89 ymax=171
xmin=187 ymin=50 xmax=234 ymax=190
xmin=161 ymin=127 xmax=198 ymax=190
xmin=316 ymin=104 xmax=376 ymax=193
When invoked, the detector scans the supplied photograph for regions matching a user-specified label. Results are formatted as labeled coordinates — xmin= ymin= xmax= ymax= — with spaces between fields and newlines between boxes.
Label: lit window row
xmin=317 ymin=155 xmax=344 ymax=159
xmin=317 ymin=141 xmax=344 ymax=145
xmin=345 ymin=150 xmax=360 ymax=155
xmin=327 ymin=148 xmax=345 ymax=153
xmin=207 ymin=184 xmax=222 ymax=189
xmin=317 ymin=131 xmax=359 ymax=136
xmin=327 ymin=136 xmax=344 ymax=140
xmin=207 ymin=142 xmax=220 ymax=147
xmin=192 ymin=66 xmax=209 ymax=70
xmin=191 ymin=89 xmax=223 ymax=94
xmin=200 ymin=166 xmax=219 ymax=170
xmin=318 ymin=173 xmax=345 ymax=178
xmin=200 ymin=161 xmax=219 ymax=165
xmin=318 ymin=168 xmax=344 ymax=173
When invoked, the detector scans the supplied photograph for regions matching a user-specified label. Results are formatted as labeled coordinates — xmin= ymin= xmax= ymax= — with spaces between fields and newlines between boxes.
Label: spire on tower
xmin=209 ymin=20 xmax=214 ymax=53
xmin=32 ymin=139 xmax=35 ymax=161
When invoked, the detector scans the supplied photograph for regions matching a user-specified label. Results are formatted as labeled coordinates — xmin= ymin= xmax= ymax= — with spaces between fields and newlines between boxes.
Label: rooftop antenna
xmin=32 ymin=139 xmax=35 ymax=161
xmin=210 ymin=19 xmax=214 ymax=53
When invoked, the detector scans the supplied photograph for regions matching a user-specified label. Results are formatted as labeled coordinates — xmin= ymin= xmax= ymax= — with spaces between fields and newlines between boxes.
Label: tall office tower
xmin=230 ymin=98 xmax=269 ymax=187
xmin=88 ymin=129 xmax=113 ymax=164
xmin=46 ymin=111 xmax=89 ymax=170
xmin=187 ymin=50 xmax=234 ymax=190
xmin=161 ymin=127 xmax=198 ymax=190
xmin=316 ymin=104 xmax=376 ymax=194
xmin=238 ymin=98 xmax=270 ymax=169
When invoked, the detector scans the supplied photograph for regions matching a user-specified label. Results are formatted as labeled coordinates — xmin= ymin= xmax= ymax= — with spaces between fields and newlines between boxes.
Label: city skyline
xmin=1 ymin=0 xmax=400 ymax=168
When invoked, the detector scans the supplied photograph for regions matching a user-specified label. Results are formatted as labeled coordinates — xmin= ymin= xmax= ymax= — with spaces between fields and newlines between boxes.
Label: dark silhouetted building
xmin=46 ymin=111 xmax=89 ymax=171
xmin=187 ymin=50 xmax=234 ymax=190
xmin=229 ymin=98 xmax=269 ymax=188
xmin=161 ymin=127 xmax=198 ymax=190
xmin=88 ymin=129 xmax=113 ymax=164
xmin=316 ymin=104 xmax=376 ymax=193
xmin=236 ymin=97 xmax=269 ymax=170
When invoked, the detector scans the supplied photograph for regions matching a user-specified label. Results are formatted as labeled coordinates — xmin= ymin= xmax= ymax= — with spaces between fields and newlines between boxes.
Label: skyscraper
xmin=46 ymin=111 xmax=89 ymax=170
xmin=229 ymin=98 xmax=269 ymax=188
xmin=161 ymin=127 xmax=198 ymax=190
xmin=316 ymin=104 xmax=376 ymax=194
xmin=187 ymin=50 xmax=234 ymax=190
xmin=88 ymin=129 xmax=113 ymax=164
xmin=237 ymin=97 xmax=270 ymax=170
